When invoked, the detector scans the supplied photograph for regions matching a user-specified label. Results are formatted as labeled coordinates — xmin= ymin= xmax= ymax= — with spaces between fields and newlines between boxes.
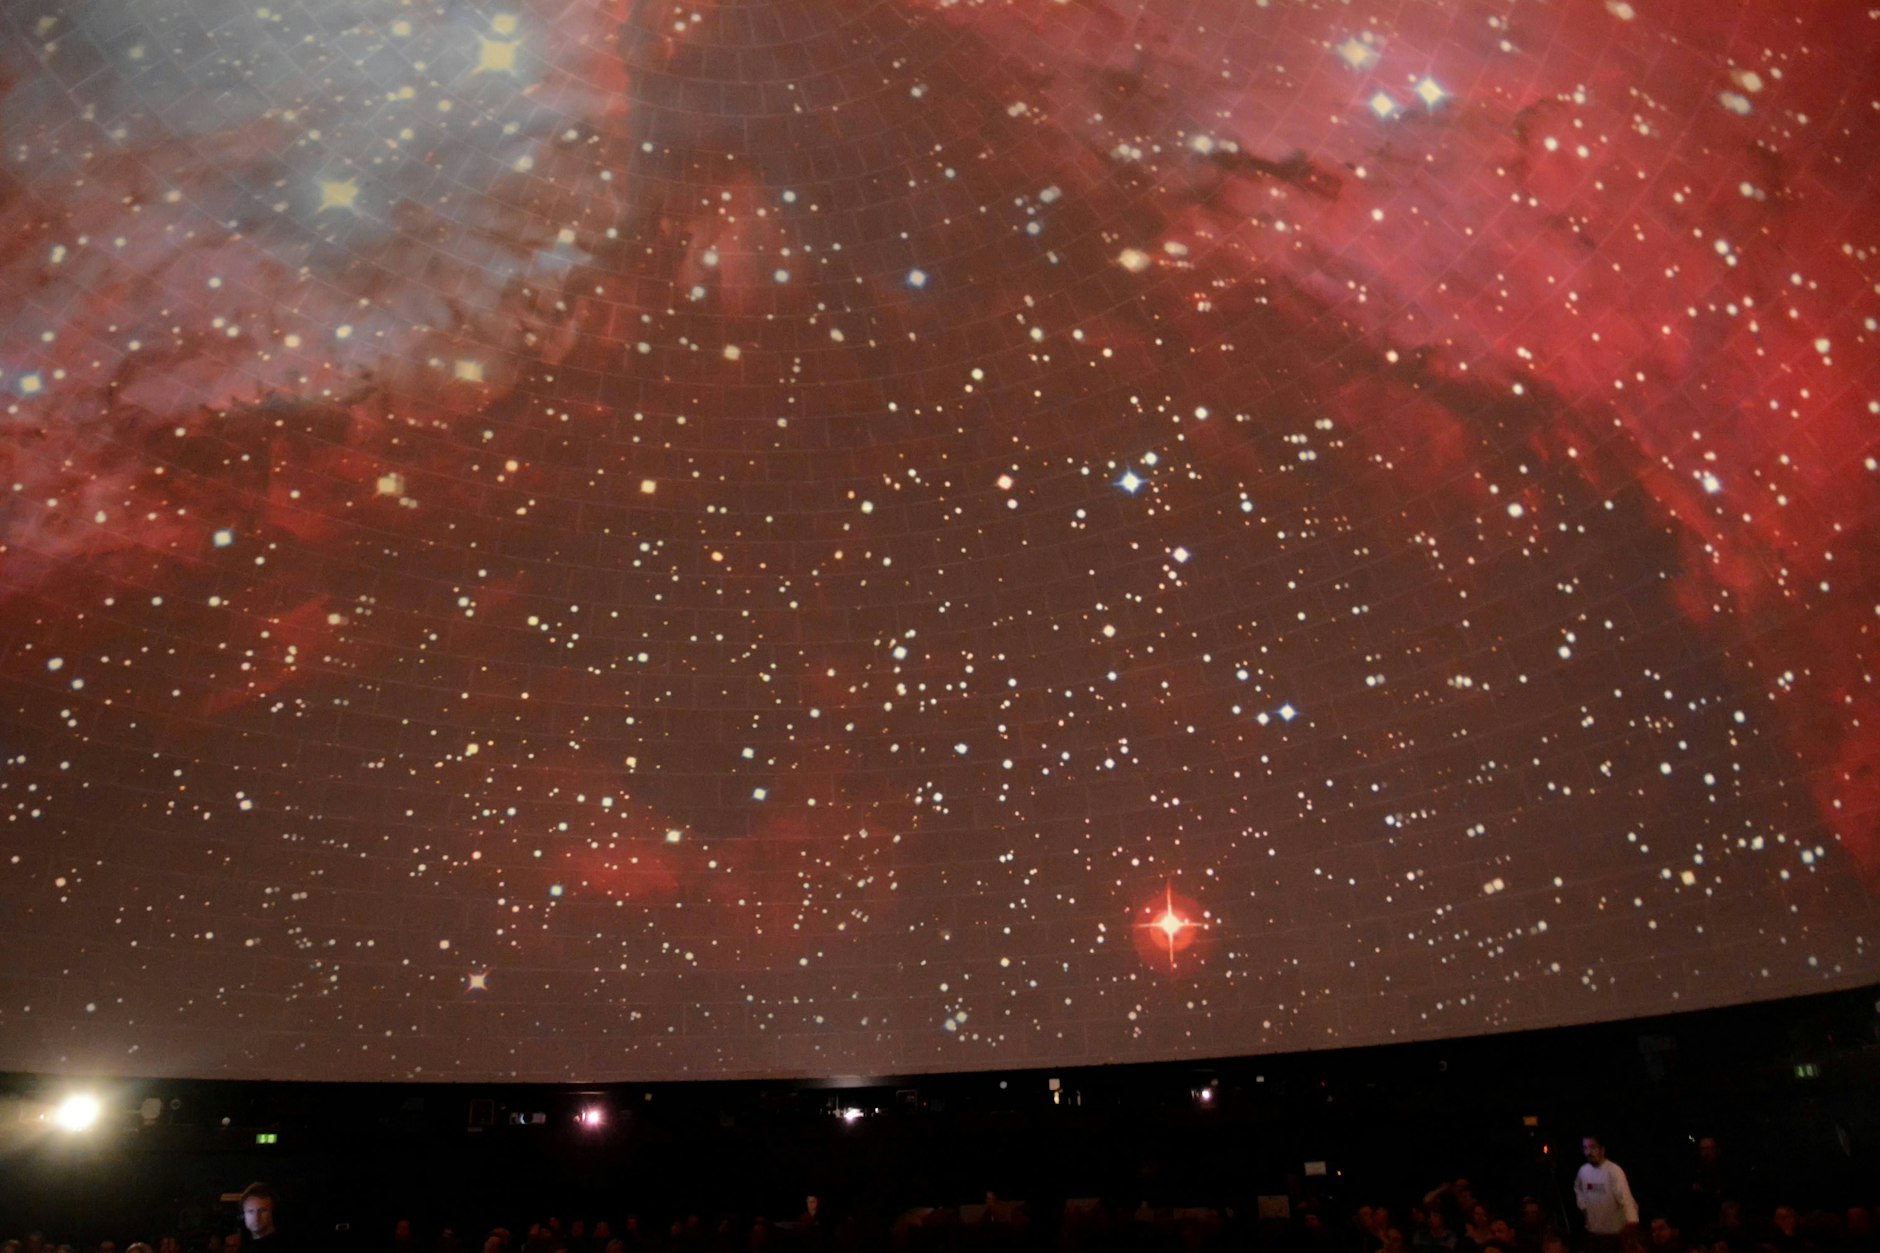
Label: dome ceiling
xmin=0 ymin=0 xmax=1875 ymax=1080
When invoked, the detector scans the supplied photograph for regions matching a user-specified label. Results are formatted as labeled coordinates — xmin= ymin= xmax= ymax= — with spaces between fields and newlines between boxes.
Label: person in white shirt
xmin=1576 ymin=1137 xmax=1640 ymax=1249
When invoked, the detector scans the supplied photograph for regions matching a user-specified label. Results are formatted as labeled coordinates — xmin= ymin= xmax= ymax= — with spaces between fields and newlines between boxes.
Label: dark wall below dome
xmin=1 ymin=988 xmax=1875 ymax=1244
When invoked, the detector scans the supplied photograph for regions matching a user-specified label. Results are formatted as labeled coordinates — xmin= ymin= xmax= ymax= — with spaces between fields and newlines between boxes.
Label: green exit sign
xmin=1794 ymin=1064 xmax=1819 ymax=1079
xmin=255 ymin=1132 xmax=279 ymax=1144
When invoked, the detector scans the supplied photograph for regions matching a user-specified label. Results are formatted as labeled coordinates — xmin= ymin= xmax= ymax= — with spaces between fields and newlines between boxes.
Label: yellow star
xmin=476 ymin=37 xmax=519 ymax=74
xmin=467 ymin=970 xmax=489 ymax=992
xmin=317 ymin=177 xmax=360 ymax=212
xmin=1336 ymin=37 xmax=1379 ymax=70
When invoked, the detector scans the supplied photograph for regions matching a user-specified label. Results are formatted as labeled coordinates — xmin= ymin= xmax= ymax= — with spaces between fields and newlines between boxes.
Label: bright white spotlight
xmin=840 ymin=1107 xmax=864 ymax=1123
xmin=577 ymin=1105 xmax=605 ymax=1129
xmin=53 ymin=1094 xmax=102 ymax=1131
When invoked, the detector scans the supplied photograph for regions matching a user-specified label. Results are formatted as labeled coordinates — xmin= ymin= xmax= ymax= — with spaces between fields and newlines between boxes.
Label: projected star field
xmin=0 ymin=0 xmax=1876 ymax=1082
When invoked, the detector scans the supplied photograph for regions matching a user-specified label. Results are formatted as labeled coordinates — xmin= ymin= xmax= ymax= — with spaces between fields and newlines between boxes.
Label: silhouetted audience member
xmin=1360 ymin=1210 xmax=1395 ymax=1253
xmin=1686 ymin=1140 xmax=1747 ymax=1233
xmin=710 ymin=1219 xmax=739 ymax=1253
xmin=618 ymin=1219 xmax=646 ymax=1253
xmin=1463 ymin=1207 xmax=1495 ymax=1251
xmin=1705 ymin=1201 xmax=1754 ymax=1253
xmin=1349 ymin=1208 xmax=1379 ymax=1253
xmin=1765 ymin=1208 xmax=1806 ymax=1253
xmin=1415 ymin=1212 xmax=1459 ymax=1253
xmin=1648 ymin=1218 xmax=1685 ymax=1253
xmin=1511 ymin=1204 xmax=1553 ymax=1253
xmin=1434 ymin=1186 xmax=1478 ymax=1237
xmin=1844 ymin=1209 xmax=1877 ymax=1253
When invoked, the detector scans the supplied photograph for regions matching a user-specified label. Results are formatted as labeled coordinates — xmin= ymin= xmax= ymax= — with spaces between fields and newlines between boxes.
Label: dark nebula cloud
xmin=0 ymin=0 xmax=1875 ymax=1081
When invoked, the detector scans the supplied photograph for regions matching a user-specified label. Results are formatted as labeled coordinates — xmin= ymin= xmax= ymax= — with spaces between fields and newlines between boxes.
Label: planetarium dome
xmin=0 ymin=0 xmax=1875 ymax=1083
